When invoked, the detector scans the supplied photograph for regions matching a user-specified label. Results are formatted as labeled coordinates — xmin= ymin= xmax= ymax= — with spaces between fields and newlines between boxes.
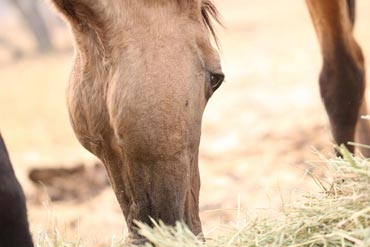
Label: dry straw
xmin=33 ymin=144 xmax=370 ymax=246
xmin=136 ymin=145 xmax=370 ymax=247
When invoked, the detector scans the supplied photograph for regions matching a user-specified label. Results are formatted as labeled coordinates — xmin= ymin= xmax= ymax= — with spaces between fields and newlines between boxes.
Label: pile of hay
xmin=136 ymin=146 xmax=370 ymax=247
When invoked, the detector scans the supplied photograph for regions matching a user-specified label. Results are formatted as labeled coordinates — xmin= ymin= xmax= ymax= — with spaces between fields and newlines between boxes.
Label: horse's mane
xmin=201 ymin=0 xmax=222 ymax=47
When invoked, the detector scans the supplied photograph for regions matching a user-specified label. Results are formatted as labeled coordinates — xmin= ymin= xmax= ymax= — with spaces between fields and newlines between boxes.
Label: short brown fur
xmin=306 ymin=0 xmax=370 ymax=155
xmin=49 ymin=0 xmax=370 ymax=245
xmin=50 ymin=0 xmax=224 ymax=244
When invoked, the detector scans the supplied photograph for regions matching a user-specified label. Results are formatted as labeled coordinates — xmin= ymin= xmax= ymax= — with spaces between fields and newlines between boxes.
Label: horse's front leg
xmin=306 ymin=0 xmax=370 ymax=156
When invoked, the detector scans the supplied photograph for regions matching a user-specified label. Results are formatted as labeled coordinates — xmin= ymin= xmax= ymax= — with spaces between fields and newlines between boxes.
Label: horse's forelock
xmin=201 ymin=0 xmax=222 ymax=47
xmin=175 ymin=0 xmax=221 ymax=47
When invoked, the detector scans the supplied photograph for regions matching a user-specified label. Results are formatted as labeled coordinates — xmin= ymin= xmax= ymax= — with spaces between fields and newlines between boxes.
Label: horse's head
xmin=51 ymin=0 xmax=223 ymax=241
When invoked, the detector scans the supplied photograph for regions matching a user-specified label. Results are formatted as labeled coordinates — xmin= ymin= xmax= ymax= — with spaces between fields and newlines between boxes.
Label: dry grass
xmin=133 ymin=146 xmax=370 ymax=247
xmin=32 ymin=146 xmax=370 ymax=247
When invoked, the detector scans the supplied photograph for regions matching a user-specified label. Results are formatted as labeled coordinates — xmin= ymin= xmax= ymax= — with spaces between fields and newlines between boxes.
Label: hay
xmin=136 ymin=145 xmax=370 ymax=247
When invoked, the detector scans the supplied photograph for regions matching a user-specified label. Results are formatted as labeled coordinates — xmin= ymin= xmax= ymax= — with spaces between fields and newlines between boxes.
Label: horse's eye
xmin=209 ymin=72 xmax=225 ymax=92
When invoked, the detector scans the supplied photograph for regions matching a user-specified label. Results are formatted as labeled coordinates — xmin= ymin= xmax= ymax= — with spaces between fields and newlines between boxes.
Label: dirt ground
xmin=1 ymin=0 xmax=370 ymax=246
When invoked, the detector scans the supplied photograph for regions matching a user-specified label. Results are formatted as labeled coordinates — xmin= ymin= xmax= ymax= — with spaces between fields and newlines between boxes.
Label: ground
xmin=1 ymin=0 xmax=370 ymax=246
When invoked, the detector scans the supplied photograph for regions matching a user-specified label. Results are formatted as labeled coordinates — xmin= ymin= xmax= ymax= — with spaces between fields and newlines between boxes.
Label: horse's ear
xmin=50 ymin=0 xmax=103 ymax=32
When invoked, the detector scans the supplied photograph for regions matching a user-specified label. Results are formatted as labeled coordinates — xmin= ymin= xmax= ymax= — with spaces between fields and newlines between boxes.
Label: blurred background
xmin=1 ymin=0 xmax=370 ymax=246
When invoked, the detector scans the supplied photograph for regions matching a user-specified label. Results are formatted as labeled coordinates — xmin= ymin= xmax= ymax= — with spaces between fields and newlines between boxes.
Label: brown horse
xmin=50 ymin=0 xmax=223 ymax=244
xmin=306 ymin=0 xmax=370 ymax=156
xmin=0 ymin=134 xmax=34 ymax=247
xmin=50 ymin=0 xmax=369 ymax=244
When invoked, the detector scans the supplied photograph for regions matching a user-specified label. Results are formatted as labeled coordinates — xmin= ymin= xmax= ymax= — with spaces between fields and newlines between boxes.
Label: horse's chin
xmin=123 ymin=229 xmax=206 ymax=246
xmin=124 ymin=234 xmax=147 ymax=246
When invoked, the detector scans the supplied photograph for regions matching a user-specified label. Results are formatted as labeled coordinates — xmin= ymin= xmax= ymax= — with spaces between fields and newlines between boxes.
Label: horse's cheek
xmin=67 ymin=80 xmax=108 ymax=156
xmin=67 ymin=85 xmax=92 ymax=151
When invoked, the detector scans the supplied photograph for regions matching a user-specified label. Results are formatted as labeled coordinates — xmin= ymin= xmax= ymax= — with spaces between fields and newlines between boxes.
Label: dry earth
xmin=1 ymin=0 xmax=370 ymax=246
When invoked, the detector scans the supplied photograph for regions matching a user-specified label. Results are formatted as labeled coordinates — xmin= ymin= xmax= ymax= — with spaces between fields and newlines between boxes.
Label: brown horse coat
xmin=49 ymin=0 xmax=370 ymax=244
xmin=50 ymin=0 xmax=224 ymax=244
xmin=306 ymin=0 xmax=370 ymax=155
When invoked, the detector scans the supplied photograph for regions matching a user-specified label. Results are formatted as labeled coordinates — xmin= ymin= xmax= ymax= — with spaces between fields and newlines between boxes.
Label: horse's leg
xmin=306 ymin=0 xmax=370 ymax=156
xmin=345 ymin=0 xmax=370 ymax=156
xmin=357 ymin=100 xmax=370 ymax=156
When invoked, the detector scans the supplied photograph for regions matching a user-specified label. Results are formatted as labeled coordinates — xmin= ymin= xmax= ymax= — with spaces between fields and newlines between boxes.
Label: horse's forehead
xmin=116 ymin=0 xmax=201 ymax=19
xmin=116 ymin=9 xmax=197 ymax=41
xmin=121 ymin=35 xmax=194 ymax=65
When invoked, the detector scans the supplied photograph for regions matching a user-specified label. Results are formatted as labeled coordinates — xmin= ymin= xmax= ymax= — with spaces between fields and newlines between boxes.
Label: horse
xmin=306 ymin=0 xmax=370 ymax=156
xmin=50 ymin=0 xmax=224 ymax=244
xmin=50 ymin=0 xmax=369 ymax=244
xmin=0 ymin=134 xmax=34 ymax=247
